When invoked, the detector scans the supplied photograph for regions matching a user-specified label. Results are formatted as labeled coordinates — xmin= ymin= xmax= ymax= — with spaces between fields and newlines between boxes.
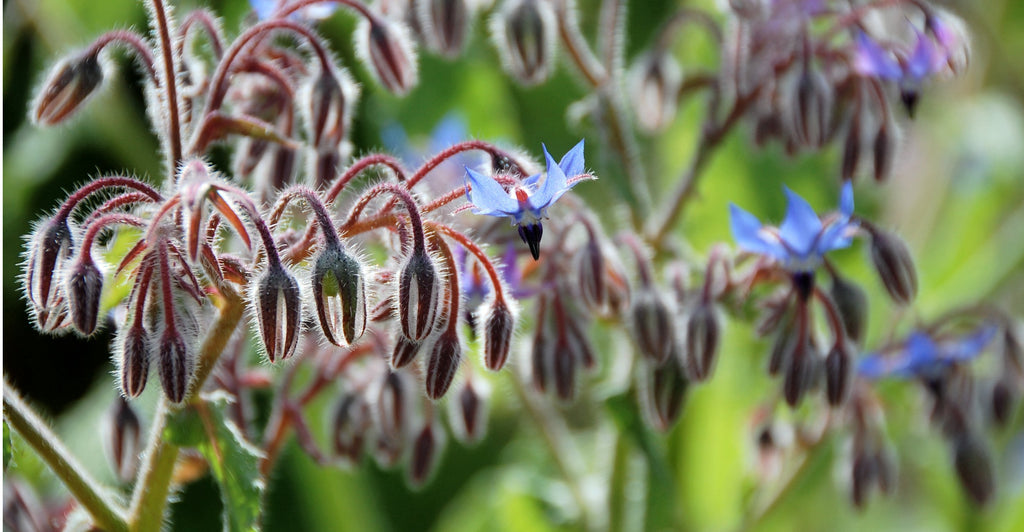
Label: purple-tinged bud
xmin=120 ymin=324 xmax=151 ymax=398
xmin=408 ymin=422 xmax=444 ymax=488
xmin=685 ymin=302 xmax=722 ymax=381
xmin=783 ymin=341 xmax=820 ymax=408
xmin=398 ymin=249 xmax=441 ymax=342
xmin=449 ymin=379 xmax=488 ymax=444
xmin=872 ymin=123 xmax=894 ymax=182
xmin=253 ymin=265 xmax=302 ymax=362
xmin=425 ymin=331 xmax=461 ymax=400
xmin=376 ymin=371 xmax=411 ymax=441
xmin=829 ymin=274 xmax=868 ymax=346
xmin=841 ymin=118 xmax=862 ymax=181
xmin=65 ymin=256 xmax=104 ymax=336
xmin=645 ymin=359 xmax=689 ymax=431
xmin=330 ymin=393 xmax=371 ymax=464
xmin=158 ymin=329 xmax=194 ymax=403
xmin=482 ymin=300 xmax=515 ymax=371
xmin=357 ymin=17 xmax=419 ymax=95
xmin=553 ymin=344 xmax=577 ymax=402
xmin=627 ymin=51 xmax=683 ymax=133
xmin=630 ymin=291 xmax=677 ymax=365
xmin=491 ymin=0 xmax=557 ymax=86
xmin=869 ymin=229 xmax=918 ymax=305
xmin=312 ymin=243 xmax=367 ymax=347
xmin=418 ymin=0 xmax=471 ymax=58
xmin=575 ymin=238 xmax=607 ymax=311
xmin=391 ymin=335 xmax=422 ymax=369
xmin=24 ymin=216 xmax=75 ymax=332
xmin=304 ymin=69 xmax=355 ymax=149
xmin=313 ymin=145 xmax=343 ymax=190
xmin=32 ymin=50 xmax=105 ymax=125
xmin=953 ymin=433 xmax=994 ymax=506
xmin=789 ymin=64 xmax=833 ymax=147
xmin=990 ymin=378 xmax=1016 ymax=427
xmin=825 ymin=343 xmax=853 ymax=407
xmin=104 ymin=396 xmax=142 ymax=483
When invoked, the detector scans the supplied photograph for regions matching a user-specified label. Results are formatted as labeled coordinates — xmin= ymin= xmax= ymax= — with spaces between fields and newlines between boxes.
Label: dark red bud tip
xmin=452 ymin=380 xmax=487 ymax=444
xmin=631 ymin=292 xmax=676 ymax=365
xmin=576 ymin=239 xmax=607 ymax=310
xmin=483 ymin=301 xmax=515 ymax=371
xmin=106 ymin=396 xmax=142 ymax=483
xmin=254 ymin=265 xmax=302 ymax=362
xmin=494 ymin=0 xmax=557 ymax=85
xmin=360 ymin=18 xmax=419 ymax=95
xmin=65 ymin=257 xmax=104 ymax=336
xmin=25 ymin=217 xmax=75 ymax=331
xmin=686 ymin=303 xmax=722 ymax=382
xmin=783 ymin=344 xmax=819 ymax=408
xmin=331 ymin=394 xmax=370 ymax=464
xmin=791 ymin=65 xmax=834 ymax=148
xmin=120 ymin=325 xmax=151 ymax=398
xmin=553 ymin=348 xmax=577 ymax=402
xmin=391 ymin=336 xmax=422 ymax=369
xmin=418 ymin=0 xmax=471 ymax=58
xmin=376 ymin=372 xmax=409 ymax=441
xmin=158 ymin=330 xmax=193 ymax=404
xmin=33 ymin=50 xmax=105 ymax=126
xmin=398 ymin=250 xmax=440 ymax=341
xmin=426 ymin=333 xmax=461 ymax=400
xmin=313 ymin=244 xmax=367 ymax=347
xmin=869 ymin=229 xmax=918 ymax=305
xmin=408 ymin=424 xmax=442 ymax=488
xmin=991 ymin=379 xmax=1017 ymax=426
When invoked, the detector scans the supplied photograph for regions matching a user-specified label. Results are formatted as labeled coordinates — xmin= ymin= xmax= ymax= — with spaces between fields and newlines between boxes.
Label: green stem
xmin=2 ymin=381 xmax=129 ymax=532
xmin=127 ymin=289 xmax=245 ymax=532
xmin=741 ymin=433 xmax=832 ymax=531
xmin=608 ymin=433 xmax=631 ymax=532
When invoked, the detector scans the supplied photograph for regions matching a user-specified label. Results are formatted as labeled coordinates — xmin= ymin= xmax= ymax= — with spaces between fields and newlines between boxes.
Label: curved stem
xmin=177 ymin=9 xmax=224 ymax=59
xmin=56 ymin=176 xmax=162 ymax=221
xmin=88 ymin=30 xmax=158 ymax=82
xmin=325 ymin=153 xmax=407 ymax=203
xmin=148 ymin=0 xmax=183 ymax=167
xmin=426 ymin=221 xmax=509 ymax=305
xmin=555 ymin=0 xmax=608 ymax=87
xmin=3 ymin=381 xmax=129 ymax=532
xmin=341 ymin=183 xmax=427 ymax=254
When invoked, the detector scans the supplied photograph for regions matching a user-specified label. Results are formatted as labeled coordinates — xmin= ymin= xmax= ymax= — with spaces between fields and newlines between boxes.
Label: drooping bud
xmin=630 ymin=291 xmax=677 ymax=365
xmin=425 ymin=331 xmax=461 ymax=400
xmin=868 ymin=229 xmax=918 ymax=305
xmin=449 ymin=379 xmax=488 ymax=444
xmin=398 ymin=249 xmax=440 ymax=341
xmin=783 ymin=341 xmax=820 ymax=408
xmin=789 ymin=63 xmax=834 ymax=148
xmin=312 ymin=243 xmax=367 ymax=347
xmin=65 ymin=256 xmax=104 ymax=336
xmin=482 ymin=299 xmax=515 ymax=371
xmin=491 ymin=0 xmax=557 ymax=85
xmin=357 ymin=16 xmax=419 ymax=95
xmin=376 ymin=371 xmax=411 ymax=441
xmin=418 ymin=0 xmax=471 ymax=58
xmin=990 ymin=378 xmax=1016 ymax=426
xmin=825 ymin=343 xmax=853 ymax=406
xmin=841 ymin=116 xmax=862 ymax=181
xmin=645 ymin=358 xmax=689 ymax=431
xmin=408 ymin=422 xmax=444 ymax=488
xmin=829 ymin=274 xmax=868 ymax=345
xmin=158 ymin=329 xmax=193 ymax=403
xmin=575 ymin=237 xmax=607 ymax=311
xmin=24 ymin=216 xmax=75 ymax=332
xmin=253 ymin=264 xmax=302 ymax=362
xmin=330 ymin=393 xmax=371 ymax=464
xmin=627 ymin=51 xmax=683 ymax=133
xmin=119 ymin=324 xmax=151 ymax=398
xmin=32 ymin=49 xmax=106 ymax=125
xmin=553 ymin=344 xmax=577 ymax=402
xmin=391 ymin=335 xmax=422 ymax=369
xmin=872 ymin=122 xmax=894 ymax=182
xmin=104 ymin=396 xmax=142 ymax=483
xmin=952 ymin=432 xmax=994 ymax=505
xmin=767 ymin=321 xmax=794 ymax=376
xmin=685 ymin=301 xmax=722 ymax=381
xmin=850 ymin=447 xmax=876 ymax=508
xmin=304 ymin=68 xmax=354 ymax=149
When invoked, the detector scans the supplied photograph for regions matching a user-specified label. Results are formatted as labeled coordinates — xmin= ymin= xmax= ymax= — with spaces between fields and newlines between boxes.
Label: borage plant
xmin=4 ymin=0 xmax=1022 ymax=531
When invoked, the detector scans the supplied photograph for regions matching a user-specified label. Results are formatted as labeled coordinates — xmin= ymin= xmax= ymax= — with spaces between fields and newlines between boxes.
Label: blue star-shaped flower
xmin=729 ymin=182 xmax=857 ymax=272
xmin=858 ymin=326 xmax=997 ymax=380
xmin=464 ymin=140 xmax=589 ymax=260
xmin=853 ymin=30 xmax=947 ymax=86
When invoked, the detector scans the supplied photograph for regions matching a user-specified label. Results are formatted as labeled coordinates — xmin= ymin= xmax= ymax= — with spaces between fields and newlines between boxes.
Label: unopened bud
xmin=65 ymin=257 xmax=104 ymax=336
xmin=24 ymin=216 xmax=75 ymax=332
xmin=491 ymin=0 xmax=557 ymax=85
xmin=398 ymin=249 xmax=440 ymax=341
xmin=790 ymin=64 xmax=833 ymax=147
xmin=575 ymin=238 xmax=607 ymax=310
xmin=825 ymin=343 xmax=853 ymax=406
xmin=357 ymin=17 xmax=419 ymax=95
xmin=869 ymin=229 xmax=918 ymax=305
xmin=391 ymin=335 xmax=422 ymax=369
xmin=953 ymin=433 xmax=994 ymax=505
xmin=991 ymin=379 xmax=1017 ymax=426
xmin=408 ymin=422 xmax=443 ymax=488
xmin=872 ymin=123 xmax=894 ymax=182
xmin=305 ymin=69 xmax=354 ymax=149
xmin=841 ymin=117 xmax=862 ymax=181
xmin=783 ymin=341 xmax=820 ymax=407
xmin=450 ymin=379 xmax=488 ymax=444
xmin=767 ymin=322 xmax=794 ymax=376
xmin=685 ymin=302 xmax=722 ymax=381
xmin=312 ymin=243 xmax=367 ymax=347
xmin=829 ymin=274 xmax=868 ymax=345
xmin=104 ymin=396 xmax=142 ymax=483
xmin=627 ymin=51 xmax=682 ymax=132
xmin=376 ymin=371 xmax=411 ymax=441
xmin=483 ymin=300 xmax=515 ymax=371
xmin=330 ymin=393 xmax=370 ymax=464
xmin=32 ymin=50 xmax=105 ymax=125
xmin=253 ymin=264 xmax=302 ymax=362
xmin=418 ymin=0 xmax=471 ymax=58
xmin=646 ymin=359 xmax=689 ymax=431
xmin=630 ymin=291 xmax=677 ymax=365
xmin=553 ymin=344 xmax=577 ymax=402
xmin=120 ymin=324 xmax=151 ymax=398
xmin=425 ymin=331 xmax=461 ymax=400
xmin=850 ymin=450 xmax=876 ymax=508
xmin=158 ymin=330 xmax=193 ymax=403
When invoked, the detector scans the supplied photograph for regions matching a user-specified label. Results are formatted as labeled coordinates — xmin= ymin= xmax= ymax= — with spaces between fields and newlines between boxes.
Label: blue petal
xmin=839 ymin=181 xmax=854 ymax=217
xmin=465 ymin=167 xmax=519 ymax=217
xmin=729 ymin=204 xmax=788 ymax=261
xmin=854 ymin=32 xmax=903 ymax=80
xmin=945 ymin=326 xmax=997 ymax=362
xmin=558 ymin=139 xmax=586 ymax=178
xmin=857 ymin=353 xmax=888 ymax=379
xmin=531 ymin=144 xmax=570 ymax=210
xmin=779 ymin=187 xmax=823 ymax=256
xmin=250 ymin=0 xmax=278 ymax=20
xmin=429 ymin=113 xmax=468 ymax=154
xmin=523 ymin=173 xmax=542 ymax=188
xmin=906 ymin=32 xmax=939 ymax=81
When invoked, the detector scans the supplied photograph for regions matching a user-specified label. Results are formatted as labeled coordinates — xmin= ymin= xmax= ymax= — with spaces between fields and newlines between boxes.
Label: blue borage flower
xmin=250 ymin=0 xmax=337 ymax=21
xmin=858 ymin=326 xmax=997 ymax=380
xmin=853 ymin=28 xmax=952 ymax=88
xmin=464 ymin=140 xmax=590 ymax=260
xmin=729 ymin=182 xmax=857 ymax=273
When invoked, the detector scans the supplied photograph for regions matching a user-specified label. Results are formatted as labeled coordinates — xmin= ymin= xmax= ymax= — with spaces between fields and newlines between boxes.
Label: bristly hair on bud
xmin=356 ymin=16 xmax=419 ymax=95
xmin=425 ymin=331 xmax=462 ymax=400
xmin=158 ymin=328 xmax=194 ymax=404
xmin=302 ymin=65 xmax=359 ymax=150
xmin=490 ymin=0 xmax=558 ymax=86
xmin=32 ymin=49 xmax=106 ymax=126
xmin=23 ymin=216 xmax=76 ymax=333
xmin=630 ymin=290 xmax=678 ymax=366
xmin=481 ymin=298 xmax=516 ymax=371
xmin=119 ymin=323 xmax=151 ymax=398
xmin=103 ymin=395 xmax=142 ymax=483
xmin=449 ymin=378 xmax=489 ymax=444
xmin=417 ymin=0 xmax=472 ymax=59
xmin=627 ymin=50 xmax=683 ymax=133
xmin=330 ymin=392 xmax=371 ymax=465
xmin=312 ymin=243 xmax=367 ymax=347
xmin=868 ymin=227 xmax=918 ymax=306
xmin=642 ymin=357 xmax=690 ymax=432
xmin=252 ymin=264 xmax=303 ymax=362
xmin=408 ymin=421 xmax=445 ymax=488
xmin=64 ymin=255 xmax=104 ymax=336
xmin=398 ymin=248 xmax=441 ymax=342
xmin=684 ymin=301 xmax=722 ymax=381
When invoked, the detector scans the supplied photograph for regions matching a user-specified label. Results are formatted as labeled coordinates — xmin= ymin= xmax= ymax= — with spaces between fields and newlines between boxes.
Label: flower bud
xmin=418 ymin=0 xmax=471 ymax=58
xmin=627 ymin=51 xmax=683 ymax=133
xmin=391 ymin=335 xmax=422 ymax=369
xmin=304 ymin=69 xmax=354 ymax=149
xmin=120 ymin=324 xmax=151 ymax=398
xmin=825 ymin=343 xmax=853 ymax=407
xmin=789 ymin=64 xmax=833 ymax=148
xmin=575 ymin=238 xmax=607 ymax=311
xmin=104 ymin=396 xmax=142 ymax=483
xmin=408 ymin=422 xmax=444 ymax=488
xmin=483 ymin=299 xmax=515 ymax=370
xmin=357 ymin=17 xmax=419 ymax=95
xmin=24 ymin=216 xmax=75 ymax=332
xmin=553 ymin=343 xmax=577 ymax=402
xmin=685 ymin=302 xmax=722 ymax=381
xmin=872 ymin=123 xmax=894 ymax=182
xmin=425 ymin=331 xmax=461 ymax=400
xmin=330 ymin=393 xmax=371 ymax=464
xmin=869 ymin=229 xmax=918 ymax=305
xmin=491 ymin=0 xmax=557 ymax=85
xmin=158 ymin=329 xmax=193 ymax=403
xmin=645 ymin=359 xmax=689 ymax=431
xmin=991 ymin=378 xmax=1017 ymax=426
xmin=312 ymin=243 xmax=367 ymax=347
xmin=850 ymin=448 xmax=876 ymax=508
xmin=953 ymin=432 xmax=994 ymax=505
xmin=767 ymin=323 xmax=794 ymax=376
xmin=32 ymin=50 xmax=105 ymax=125
xmin=841 ymin=117 xmax=862 ymax=181
xmin=65 ymin=256 xmax=104 ymax=336
xmin=253 ymin=265 xmax=302 ymax=362
xmin=449 ymin=379 xmax=488 ymax=444
xmin=398 ymin=249 xmax=441 ymax=342
xmin=376 ymin=371 xmax=411 ymax=441
xmin=630 ymin=291 xmax=677 ymax=365
xmin=829 ymin=274 xmax=868 ymax=345
xmin=783 ymin=341 xmax=820 ymax=408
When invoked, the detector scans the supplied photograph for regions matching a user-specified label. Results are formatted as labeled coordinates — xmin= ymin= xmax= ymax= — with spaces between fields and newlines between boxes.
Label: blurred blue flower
xmin=729 ymin=182 xmax=857 ymax=272
xmin=854 ymin=30 xmax=946 ymax=85
xmin=465 ymin=140 xmax=588 ymax=259
xmin=858 ymin=326 xmax=997 ymax=379
xmin=250 ymin=0 xmax=337 ymax=21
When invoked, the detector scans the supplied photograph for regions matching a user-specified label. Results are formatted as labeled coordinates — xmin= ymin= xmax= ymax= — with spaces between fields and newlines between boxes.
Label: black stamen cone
xmin=792 ymin=271 xmax=815 ymax=302
xmin=518 ymin=222 xmax=543 ymax=260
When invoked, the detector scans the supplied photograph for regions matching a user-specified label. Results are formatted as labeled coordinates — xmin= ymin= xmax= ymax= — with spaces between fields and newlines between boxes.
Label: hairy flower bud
xmin=331 ymin=393 xmax=371 ymax=464
xmin=104 ymin=396 xmax=141 ymax=483
xmin=553 ymin=343 xmax=577 ymax=402
xmin=645 ymin=359 xmax=689 ymax=431
xmin=841 ymin=117 xmax=862 ymax=181
xmin=685 ymin=301 xmax=722 ymax=381
xmin=357 ymin=17 xmax=419 ymax=95
xmin=869 ymin=229 xmax=918 ymax=305
xmin=630 ymin=291 xmax=677 ymax=365
xmin=872 ymin=123 xmax=894 ymax=182
xmin=408 ymin=422 xmax=444 ymax=488
xmin=32 ymin=50 xmax=105 ymax=125
xmin=376 ymin=371 xmax=411 ymax=441
xmin=482 ymin=299 xmax=515 ymax=371
xmin=627 ymin=51 xmax=683 ymax=133
xmin=575 ymin=238 xmax=607 ymax=311
xmin=391 ymin=335 xmax=422 ymax=369
xmin=398 ymin=249 xmax=440 ymax=342
xmin=253 ymin=265 xmax=302 ymax=362
xmin=953 ymin=433 xmax=994 ymax=505
xmin=825 ymin=343 xmax=853 ymax=406
xmin=24 ymin=216 xmax=75 ymax=331
xmin=418 ymin=0 xmax=471 ymax=58
xmin=305 ymin=68 xmax=355 ymax=149
xmin=425 ymin=331 xmax=461 ymax=400
xmin=830 ymin=274 xmax=868 ymax=345
xmin=783 ymin=341 xmax=820 ymax=408
xmin=449 ymin=379 xmax=488 ymax=444
xmin=491 ymin=0 xmax=557 ymax=85
xmin=158 ymin=329 xmax=193 ymax=403
xmin=120 ymin=324 xmax=151 ymax=398
xmin=312 ymin=243 xmax=367 ymax=347
xmin=789 ymin=64 xmax=833 ymax=148
xmin=65 ymin=256 xmax=104 ymax=336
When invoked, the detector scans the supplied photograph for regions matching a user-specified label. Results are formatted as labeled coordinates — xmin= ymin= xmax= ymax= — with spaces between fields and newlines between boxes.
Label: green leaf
xmin=165 ymin=392 xmax=265 ymax=532
xmin=4 ymin=420 xmax=12 ymax=471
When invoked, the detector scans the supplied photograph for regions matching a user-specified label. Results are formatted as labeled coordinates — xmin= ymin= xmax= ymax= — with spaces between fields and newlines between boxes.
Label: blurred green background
xmin=4 ymin=0 xmax=1024 ymax=531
